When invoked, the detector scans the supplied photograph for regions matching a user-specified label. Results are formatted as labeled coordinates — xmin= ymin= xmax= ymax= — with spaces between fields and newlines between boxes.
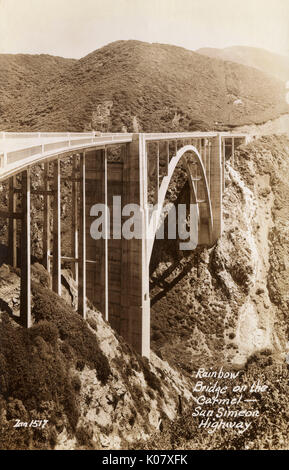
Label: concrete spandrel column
xmin=78 ymin=152 xmax=86 ymax=319
xmin=8 ymin=176 xmax=17 ymax=268
xmin=43 ymin=163 xmax=50 ymax=274
xmin=20 ymin=169 xmax=31 ymax=328
xmin=71 ymin=157 xmax=78 ymax=283
xmin=52 ymin=159 xmax=61 ymax=295
xmin=210 ymin=135 xmax=223 ymax=244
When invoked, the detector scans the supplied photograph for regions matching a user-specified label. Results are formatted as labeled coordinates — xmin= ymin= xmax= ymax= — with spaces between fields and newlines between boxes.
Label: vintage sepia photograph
xmin=0 ymin=0 xmax=289 ymax=453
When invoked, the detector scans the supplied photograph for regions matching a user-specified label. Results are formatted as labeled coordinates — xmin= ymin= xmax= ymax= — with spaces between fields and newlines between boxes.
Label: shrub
xmin=76 ymin=359 xmax=85 ymax=371
xmin=71 ymin=375 xmax=81 ymax=393
xmin=75 ymin=426 xmax=93 ymax=448
xmin=31 ymin=282 xmax=111 ymax=384
xmin=0 ymin=312 xmax=79 ymax=431
xmin=29 ymin=321 xmax=59 ymax=345
xmin=138 ymin=357 xmax=164 ymax=397
xmin=0 ymin=277 xmax=111 ymax=442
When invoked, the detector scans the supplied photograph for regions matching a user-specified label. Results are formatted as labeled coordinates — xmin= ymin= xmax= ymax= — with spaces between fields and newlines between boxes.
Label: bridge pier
xmin=82 ymin=139 xmax=150 ymax=357
xmin=43 ymin=163 xmax=51 ymax=275
xmin=84 ymin=148 xmax=108 ymax=321
xmin=20 ymin=169 xmax=31 ymax=328
xmin=120 ymin=134 xmax=150 ymax=357
xmin=52 ymin=160 xmax=61 ymax=295
xmin=71 ymin=157 xmax=79 ymax=283
xmin=78 ymin=152 xmax=86 ymax=319
xmin=8 ymin=176 xmax=17 ymax=268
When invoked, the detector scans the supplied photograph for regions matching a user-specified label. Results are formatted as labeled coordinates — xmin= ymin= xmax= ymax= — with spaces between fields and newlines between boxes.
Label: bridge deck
xmin=0 ymin=131 xmax=249 ymax=181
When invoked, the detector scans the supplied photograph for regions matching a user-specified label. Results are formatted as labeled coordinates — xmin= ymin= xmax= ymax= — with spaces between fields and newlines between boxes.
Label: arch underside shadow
xmin=147 ymin=145 xmax=213 ymax=264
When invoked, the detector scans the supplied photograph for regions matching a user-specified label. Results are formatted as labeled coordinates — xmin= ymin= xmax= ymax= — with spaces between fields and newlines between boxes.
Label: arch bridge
xmin=0 ymin=131 xmax=249 ymax=357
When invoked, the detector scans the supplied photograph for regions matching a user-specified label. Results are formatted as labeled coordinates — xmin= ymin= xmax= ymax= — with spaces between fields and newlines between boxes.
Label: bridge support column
xmin=147 ymin=142 xmax=160 ymax=205
xmin=78 ymin=152 xmax=86 ymax=318
xmin=102 ymin=148 xmax=108 ymax=321
xmin=8 ymin=176 xmax=17 ymax=267
xmin=85 ymin=149 xmax=108 ymax=321
xmin=43 ymin=163 xmax=51 ymax=274
xmin=221 ymin=138 xmax=226 ymax=192
xmin=231 ymin=138 xmax=235 ymax=167
xmin=71 ymin=157 xmax=78 ymax=283
xmin=156 ymin=142 xmax=160 ymax=201
xmin=20 ymin=169 xmax=31 ymax=328
xmin=52 ymin=160 xmax=61 ymax=295
xmin=166 ymin=141 xmax=170 ymax=174
xmin=121 ymin=134 xmax=150 ymax=357
xmin=210 ymin=135 xmax=223 ymax=243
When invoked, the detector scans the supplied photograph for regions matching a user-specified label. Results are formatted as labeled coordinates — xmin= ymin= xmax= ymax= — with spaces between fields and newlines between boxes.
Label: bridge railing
xmin=0 ymin=131 xmax=250 ymax=177
xmin=0 ymin=132 xmax=134 ymax=176
xmin=143 ymin=132 xmax=219 ymax=141
xmin=0 ymin=131 xmax=96 ymax=139
xmin=7 ymin=145 xmax=44 ymax=165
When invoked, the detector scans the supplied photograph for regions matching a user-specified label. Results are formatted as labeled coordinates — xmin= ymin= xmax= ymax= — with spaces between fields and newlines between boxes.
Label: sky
xmin=0 ymin=0 xmax=288 ymax=59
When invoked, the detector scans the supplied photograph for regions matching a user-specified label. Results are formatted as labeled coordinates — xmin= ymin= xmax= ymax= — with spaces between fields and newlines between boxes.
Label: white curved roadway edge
xmin=0 ymin=132 xmax=133 ymax=181
xmin=0 ymin=131 xmax=249 ymax=181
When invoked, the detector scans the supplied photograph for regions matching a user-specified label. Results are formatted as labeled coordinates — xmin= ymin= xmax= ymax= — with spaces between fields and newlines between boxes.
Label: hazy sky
xmin=0 ymin=0 xmax=288 ymax=58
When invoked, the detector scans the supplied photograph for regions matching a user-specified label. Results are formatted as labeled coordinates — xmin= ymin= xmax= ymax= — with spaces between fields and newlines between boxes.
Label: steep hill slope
xmin=0 ymin=264 xmax=192 ymax=450
xmin=197 ymin=46 xmax=289 ymax=83
xmin=0 ymin=54 xmax=75 ymax=115
xmin=150 ymin=135 xmax=289 ymax=374
xmin=0 ymin=41 xmax=288 ymax=132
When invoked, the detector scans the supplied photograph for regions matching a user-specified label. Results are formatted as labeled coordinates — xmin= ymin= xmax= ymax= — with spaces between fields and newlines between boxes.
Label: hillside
xmin=0 ymin=54 xmax=75 ymax=116
xmin=0 ymin=40 xmax=288 ymax=132
xmin=197 ymin=46 xmax=289 ymax=83
xmin=0 ymin=263 xmax=192 ymax=450
xmin=150 ymin=135 xmax=289 ymax=374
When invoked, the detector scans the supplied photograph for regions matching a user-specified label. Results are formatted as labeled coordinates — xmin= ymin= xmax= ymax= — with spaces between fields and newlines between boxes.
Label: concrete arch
xmin=147 ymin=145 xmax=213 ymax=262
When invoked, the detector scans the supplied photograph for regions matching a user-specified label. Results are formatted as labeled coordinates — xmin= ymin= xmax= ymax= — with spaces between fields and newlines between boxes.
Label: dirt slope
xmin=0 ymin=263 xmax=192 ymax=450
xmin=0 ymin=41 xmax=288 ymax=132
xmin=150 ymin=135 xmax=289 ymax=373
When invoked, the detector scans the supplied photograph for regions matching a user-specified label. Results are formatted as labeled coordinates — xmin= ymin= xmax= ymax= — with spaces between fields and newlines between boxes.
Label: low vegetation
xmin=0 ymin=281 xmax=111 ymax=449
xmin=130 ymin=353 xmax=289 ymax=450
